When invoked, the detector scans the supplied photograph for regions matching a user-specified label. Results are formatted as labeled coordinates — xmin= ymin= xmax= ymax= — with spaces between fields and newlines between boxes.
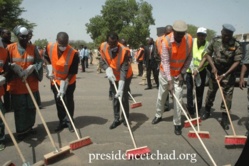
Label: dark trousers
xmin=110 ymin=77 xmax=131 ymax=121
xmin=3 ymin=84 xmax=11 ymax=112
xmin=137 ymin=61 xmax=143 ymax=76
xmin=186 ymin=69 xmax=206 ymax=114
xmin=81 ymin=58 xmax=85 ymax=72
xmin=85 ymin=57 xmax=89 ymax=68
xmin=146 ymin=60 xmax=159 ymax=88
xmin=51 ymin=82 xmax=76 ymax=125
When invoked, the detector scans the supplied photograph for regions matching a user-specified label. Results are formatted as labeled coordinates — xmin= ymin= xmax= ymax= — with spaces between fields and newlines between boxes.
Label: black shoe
xmin=109 ymin=120 xmax=121 ymax=129
xmin=201 ymin=111 xmax=210 ymax=120
xmin=29 ymin=128 xmax=37 ymax=135
xmin=54 ymin=123 xmax=67 ymax=132
xmin=174 ymin=125 xmax=182 ymax=135
xmin=144 ymin=87 xmax=152 ymax=90
xmin=68 ymin=124 xmax=75 ymax=133
xmin=152 ymin=117 xmax=162 ymax=124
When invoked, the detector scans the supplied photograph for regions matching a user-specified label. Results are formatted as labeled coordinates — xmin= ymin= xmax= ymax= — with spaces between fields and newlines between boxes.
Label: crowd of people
xmin=0 ymin=20 xmax=248 ymax=164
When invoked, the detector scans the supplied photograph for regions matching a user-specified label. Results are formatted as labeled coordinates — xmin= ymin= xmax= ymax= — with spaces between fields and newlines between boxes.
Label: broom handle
xmin=113 ymin=81 xmax=137 ymax=148
xmin=216 ymin=79 xmax=237 ymax=136
xmin=192 ymin=75 xmax=200 ymax=132
xmin=24 ymin=80 xmax=59 ymax=152
xmin=173 ymin=93 xmax=217 ymax=166
xmin=0 ymin=110 xmax=27 ymax=163
xmin=52 ymin=79 xmax=80 ymax=139
xmin=128 ymin=91 xmax=137 ymax=103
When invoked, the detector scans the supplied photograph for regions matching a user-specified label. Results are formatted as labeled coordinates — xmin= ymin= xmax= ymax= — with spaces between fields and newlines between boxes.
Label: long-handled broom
xmin=113 ymin=82 xmax=150 ymax=159
xmin=188 ymin=75 xmax=210 ymax=139
xmin=128 ymin=91 xmax=142 ymax=109
xmin=216 ymin=79 xmax=247 ymax=145
xmin=173 ymin=93 xmax=217 ymax=166
xmin=24 ymin=80 xmax=71 ymax=165
xmin=52 ymin=79 xmax=92 ymax=150
xmin=0 ymin=109 xmax=33 ymax=166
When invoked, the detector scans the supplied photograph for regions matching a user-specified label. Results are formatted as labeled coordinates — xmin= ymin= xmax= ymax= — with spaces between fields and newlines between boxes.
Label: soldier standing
xmin=200 ymin=24 xmax=242 ymax=130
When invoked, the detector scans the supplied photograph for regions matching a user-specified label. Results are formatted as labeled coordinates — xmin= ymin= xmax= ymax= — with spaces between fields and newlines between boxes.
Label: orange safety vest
xmin=7 ymin=43 xmax=38 ymax=94
xmin=135 ymin=48 xmax=144 ymax=61
xmin=0 ymin=47 xmax=8 ymax=96
xmin=47 ymin=43 xmax=77 ymax=85
xmin=100 ymin=42 xmax=133 ymax=81
xmin=160 ymin=32 xmax=192 ymax=76
xmin=156 ymin=35 xmax=165 ymax=56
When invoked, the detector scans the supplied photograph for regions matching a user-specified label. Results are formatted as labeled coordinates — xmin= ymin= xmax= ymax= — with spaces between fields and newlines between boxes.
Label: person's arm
xmin=99 ymin=49 xmax=109 ymax=70
xmin=181 ymin=51 xmax=192 ymax=74
xmin=43 ymin=45 xmax=51 ymax=64
xmin=33 ymin=47 xmax=44 ymax=81
xmin=161 ymin=41 xmax=171 ymax=81
xmin=67 ymin=52 xmax=79 ymax=82
xmin=136 ymin=49 xmax=144 ymax=61
xmin=120 ymin=50 xmax=130 ymax=81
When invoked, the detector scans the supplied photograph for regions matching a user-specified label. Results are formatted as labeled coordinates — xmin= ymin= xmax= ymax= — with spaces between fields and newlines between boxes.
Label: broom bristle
xmin=188 ymin=131 xmax=210 ymax=139
xmin=131 ymin=102 xmax=142 ymax=109
xmin=126 ymin=146 xmax=151 ymax=160
xmin=70 ymin=136 xmax=92 ymax=150
xmin=224 ymin=135 xmax=247 ymax=145
xmin=184 ymin=117 xmax=201 ymax=128
xmin=44 ymin=145 xmax=71 ymax=165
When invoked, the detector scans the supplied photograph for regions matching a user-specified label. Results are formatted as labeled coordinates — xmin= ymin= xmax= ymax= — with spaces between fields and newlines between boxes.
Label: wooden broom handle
xmin=52 ymin=79 xmax=80 ymax=139
xmin=173 ymin=93 xmax=217 ymax=166
xmin=113 ymin=81 xmax=137 ymax=148
xmin=216 ymin=79 xmax=237 ymax=136
xmin=128 ymin=91 xmax=137 ymax=103
xmin=24 ymin=80 xmax=59 ymax=151
xmin=192 ymin=75 xmax=200 ymax=131
xmin=0 ymin=110 xmax=27 ymax=163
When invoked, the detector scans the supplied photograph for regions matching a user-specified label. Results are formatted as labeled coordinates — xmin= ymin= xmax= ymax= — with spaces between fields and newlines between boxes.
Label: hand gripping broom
xmin=188 ymin=75 xmax=210 ymax=138
xmin=172 ymin=93 xmax=217 ymax=166
xmin=24 ymin=80 xmax=71 ymax=165
xmin=52 ymin=79 xmax=92 ymax=150
xmin=113 ymin=81 xmax=150 ymax=159
xmin=216 ymin=79 xmax=247 ymax=145
xmin=128 ymin=91 xmax=142 ymax=109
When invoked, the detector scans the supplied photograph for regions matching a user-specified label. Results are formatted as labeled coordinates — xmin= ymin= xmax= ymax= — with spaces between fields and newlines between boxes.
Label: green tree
xmin=34 ymin=39 xmax=48 ymax=48
xmin=86 ymin=0 xmax=155 ymax=48
xmin=0 ymin=0 xmax=35 ymax=31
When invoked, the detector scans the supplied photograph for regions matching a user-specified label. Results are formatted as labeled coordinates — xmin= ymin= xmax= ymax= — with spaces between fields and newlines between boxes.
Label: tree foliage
xmin=86 ymin=0 xmax=155 ymax=48
xmin=0 ymin=0 xmax=36 ymax=31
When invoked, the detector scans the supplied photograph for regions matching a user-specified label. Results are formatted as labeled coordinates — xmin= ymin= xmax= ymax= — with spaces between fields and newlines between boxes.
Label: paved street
xmin=0 ymin=55 xmax=248 ymax=166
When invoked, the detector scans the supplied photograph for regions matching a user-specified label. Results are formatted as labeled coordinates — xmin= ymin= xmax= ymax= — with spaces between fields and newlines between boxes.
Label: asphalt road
xmin=0 ymin=56 xmax=248 ymax=166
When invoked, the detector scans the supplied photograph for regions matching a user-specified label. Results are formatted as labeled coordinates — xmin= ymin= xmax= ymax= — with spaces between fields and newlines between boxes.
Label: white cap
xmin=19 ymin=27 xmax=28 ymax=35
xmin=197 ymin=27 xmax=207 ymax=34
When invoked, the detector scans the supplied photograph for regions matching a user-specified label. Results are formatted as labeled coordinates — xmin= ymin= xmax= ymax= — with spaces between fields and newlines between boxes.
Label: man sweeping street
xmin=99 ymin=32 xmax=133 ymax=129
xmin=200 ymin=24 xmax=242 ymax=130
xmin=44 ymin=32 xmax=79 ymax=132
xmin=6 ymin=26 xmax=43 ymax=140
xmin=151 ymin=20 xmax=193 ymax=135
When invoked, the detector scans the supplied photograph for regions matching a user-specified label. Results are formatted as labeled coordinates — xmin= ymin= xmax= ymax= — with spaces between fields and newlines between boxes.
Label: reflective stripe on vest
xmin=161 ymin=32 xmax=192 ymax=76
xmin=48 ymin=43 xmax=76 ymax=85
xmin=101 ymin=42 xmax=132 ymax=80
xmin=186 ymin=38 xmax=209 ymax=73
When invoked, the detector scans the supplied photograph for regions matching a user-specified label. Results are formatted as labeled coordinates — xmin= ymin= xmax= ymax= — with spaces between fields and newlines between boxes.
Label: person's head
xmin=147 ymin=37 xmax=154 ymax=45
xmin=172 ymin=20 xmax=187 ymax=43
xmin=196 ymin=27 xmax=207 ymax=43
xmin=165 ymin=25 xmax=173 ymax=35
xmin=56 ymin=32 xmax=69 ymax=52
xmin=120 ymin=38 xmax=127 ymax=46
xmin=1 ymin=29 xmax=11 ymax=42
xmin=13 ymin=25 xmax=29 ymax=48
xmin=221 ymin=24 xmax=235 ymax=44
xmin=106 ymin=32 xmax=119 ymax=52
xmin=28 ymin=29 xmax=33 ymax=41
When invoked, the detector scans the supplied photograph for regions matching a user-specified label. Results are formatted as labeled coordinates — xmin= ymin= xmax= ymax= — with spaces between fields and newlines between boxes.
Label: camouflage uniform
xmin=205 ymin=36 xmax=242 ymax=113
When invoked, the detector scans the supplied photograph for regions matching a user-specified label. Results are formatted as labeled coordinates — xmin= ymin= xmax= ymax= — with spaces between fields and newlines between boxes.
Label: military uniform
xmin=203 ymin=36 xmax=242 ymax=125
